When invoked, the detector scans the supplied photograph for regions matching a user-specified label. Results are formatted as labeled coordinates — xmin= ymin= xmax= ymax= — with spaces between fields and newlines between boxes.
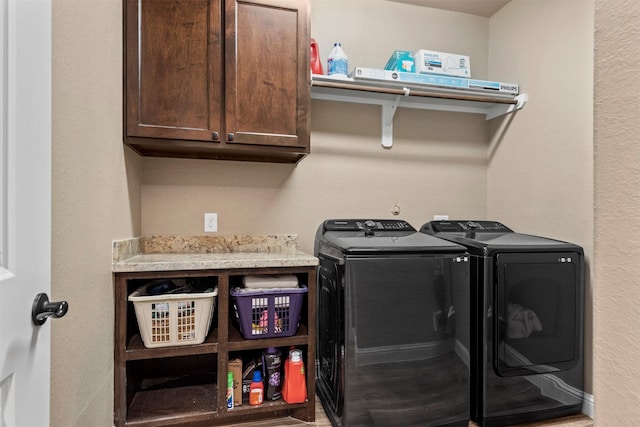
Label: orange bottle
xmin=282 ymin=349 xmax=307 ymax=404
xmin=249 ymin=370 xmax=264 ymax=405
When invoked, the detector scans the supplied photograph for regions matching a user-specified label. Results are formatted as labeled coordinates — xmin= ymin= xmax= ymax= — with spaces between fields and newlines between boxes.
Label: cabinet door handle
xmin=227 ymin=133 xmax=234 ymax=141
xmin=212 ymin=132 xmax=219 ymax=141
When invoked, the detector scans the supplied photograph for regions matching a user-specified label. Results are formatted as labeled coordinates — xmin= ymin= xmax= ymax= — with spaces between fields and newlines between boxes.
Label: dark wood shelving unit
xmin=114 ymin=265 xmax=317 ymax=427
xmin=125 ymin=331 xmax=220 ymax=361
xmin=126 ymin=383 xmax=217 ymax=426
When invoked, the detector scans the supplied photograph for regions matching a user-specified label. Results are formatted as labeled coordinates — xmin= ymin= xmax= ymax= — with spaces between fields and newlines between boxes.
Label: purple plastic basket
xmin=231 ymin=286 xmax=307 ymax=340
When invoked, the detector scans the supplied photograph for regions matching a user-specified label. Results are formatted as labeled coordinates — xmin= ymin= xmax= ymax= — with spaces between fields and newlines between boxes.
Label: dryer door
xmin=493 ymin=252 xmax=582 ymax=377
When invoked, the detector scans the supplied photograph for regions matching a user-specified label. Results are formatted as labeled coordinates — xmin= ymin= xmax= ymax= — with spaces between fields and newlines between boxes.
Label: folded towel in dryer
xmin=507 ymin=303 xmax=542 ymax=339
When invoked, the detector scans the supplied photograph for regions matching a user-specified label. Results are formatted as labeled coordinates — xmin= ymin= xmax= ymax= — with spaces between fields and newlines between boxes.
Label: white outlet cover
xmin=204 ymin=213 xmax=218 ymax=232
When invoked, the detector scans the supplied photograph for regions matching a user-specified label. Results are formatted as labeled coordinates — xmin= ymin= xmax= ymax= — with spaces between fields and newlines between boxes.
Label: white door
xmin=0 ymin=0 xmax=56 ymax=426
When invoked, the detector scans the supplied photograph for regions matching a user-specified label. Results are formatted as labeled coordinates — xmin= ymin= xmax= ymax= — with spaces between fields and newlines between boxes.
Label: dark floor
xmin=230 ymin=396 xmax=593 ymax=427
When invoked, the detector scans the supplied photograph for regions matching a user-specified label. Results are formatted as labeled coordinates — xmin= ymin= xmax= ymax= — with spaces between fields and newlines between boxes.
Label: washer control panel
xmin=323 ymin=219 xmax=415 ymax=232
xmin=426 ymin=220 xmax=513 ymax=233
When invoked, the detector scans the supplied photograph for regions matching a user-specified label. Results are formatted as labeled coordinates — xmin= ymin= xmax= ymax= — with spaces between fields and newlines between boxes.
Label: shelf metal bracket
xmin=381 ymin=87 xmax=411 ymax=148
xmin=486 ymin=93 xmax=528 ymax=121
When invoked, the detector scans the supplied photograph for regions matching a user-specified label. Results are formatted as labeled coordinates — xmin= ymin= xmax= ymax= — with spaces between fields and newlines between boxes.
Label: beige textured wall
xmin=141 ymin=0 xmax=492 ymax=253
xmin=142 ymin=104 xmax=489 ymax=253
xmin=48 ymin=0 xmax=608 ymax=425
xmin=51 ymin=1 xmax=142 ymax=426
xmin=311 ymin=0 xmax=490 ymax=79
xmin=593 ymin=0 xmax=640 ymax=423
xmin=487 ymin=0 xmax=594 ymax=395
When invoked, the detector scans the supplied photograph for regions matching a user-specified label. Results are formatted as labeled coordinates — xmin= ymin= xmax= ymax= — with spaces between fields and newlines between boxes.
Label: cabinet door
xmin=125 ymin=0 xmax=223 ymax=142
xmin=224 ymin=0 xmax=310 ymax=149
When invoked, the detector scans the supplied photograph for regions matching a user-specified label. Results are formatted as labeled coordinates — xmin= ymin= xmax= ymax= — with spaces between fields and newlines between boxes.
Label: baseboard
xmin=582 ymin=391 xmax=594 ymax=418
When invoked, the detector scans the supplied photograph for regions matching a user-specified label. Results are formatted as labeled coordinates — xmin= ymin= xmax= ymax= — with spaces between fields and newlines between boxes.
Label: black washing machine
xmin=420 ymin=220 xmax=584 ymax=427
xmin=314 ymin=219 xmax=471 ymax=427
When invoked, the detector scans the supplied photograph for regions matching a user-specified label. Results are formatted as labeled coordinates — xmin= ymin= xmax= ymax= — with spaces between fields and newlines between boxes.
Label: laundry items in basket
xmin=232 ymin=275 xmax=307 ymax=339
xmin=128 ymin=279 xmax=218 ymax=348
xmin=243 ymin=274 xmax=300 ymax=289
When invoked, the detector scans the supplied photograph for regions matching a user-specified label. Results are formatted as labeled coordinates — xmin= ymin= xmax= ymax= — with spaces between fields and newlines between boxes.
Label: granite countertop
xmin=112 ymin=234 xmax=318 ymax=273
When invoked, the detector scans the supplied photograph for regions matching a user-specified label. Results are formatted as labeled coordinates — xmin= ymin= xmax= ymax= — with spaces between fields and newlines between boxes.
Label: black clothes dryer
xmin=314 ymin=219 xmax=471 ymax=427
xmin=420 ymin=220 xmax=584 ymax=427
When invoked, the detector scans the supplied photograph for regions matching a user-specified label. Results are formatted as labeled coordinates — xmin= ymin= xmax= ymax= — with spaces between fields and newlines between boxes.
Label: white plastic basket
xmin=128 ymin=286 xmax=218 ymax=348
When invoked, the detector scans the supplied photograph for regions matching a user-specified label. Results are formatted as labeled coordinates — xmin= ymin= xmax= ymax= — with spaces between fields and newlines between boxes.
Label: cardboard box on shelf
xmin=351 ymin=67 xmax=519 ymax=97
xmin=384 ymin=50 xmax=415 ymax=73
xmin=229 ymin=358 xmax=243 ymax=406
xmin=414 ymin=49 xmax=471 ymax=78
xmin=242 ymin=358 xmax=262 ymax=403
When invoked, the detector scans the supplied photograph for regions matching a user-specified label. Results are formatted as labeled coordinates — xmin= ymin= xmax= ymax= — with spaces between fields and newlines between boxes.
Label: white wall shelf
xmin=311 ymin=76 xmax=527 ymax=148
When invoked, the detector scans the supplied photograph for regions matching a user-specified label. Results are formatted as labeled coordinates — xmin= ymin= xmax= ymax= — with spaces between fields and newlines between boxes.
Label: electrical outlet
xmin=204 ymin=213 xmax=218 ymax=232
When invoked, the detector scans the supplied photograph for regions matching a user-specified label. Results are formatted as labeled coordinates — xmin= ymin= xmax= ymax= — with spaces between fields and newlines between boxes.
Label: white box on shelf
xmin=414 ymin=49 xmax=471 ymax=78
xmin=350 ymin=67 xmax=518 ymax=97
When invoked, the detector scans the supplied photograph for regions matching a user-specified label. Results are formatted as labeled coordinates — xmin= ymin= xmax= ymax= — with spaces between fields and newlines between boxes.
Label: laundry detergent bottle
xmin=282 ymin=348 xmax=307 ymax=404
xmin=249 ymin=370 xmax=264 ymax=405
xmin=310 ymin=38 xmax=323 ymax=74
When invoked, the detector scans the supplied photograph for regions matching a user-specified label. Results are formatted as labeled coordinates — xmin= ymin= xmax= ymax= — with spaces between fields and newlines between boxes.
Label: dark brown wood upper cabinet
xmin=124 ymin=0 xmax=310 ymax=163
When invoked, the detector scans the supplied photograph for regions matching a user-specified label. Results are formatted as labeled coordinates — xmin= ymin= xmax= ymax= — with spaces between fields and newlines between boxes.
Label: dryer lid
xmin=318 ymin=219 xmax=466 ymax=254
xmin=420 ymin=220 xmax=583 ymax=256
xmin=422 ymin=220 xmax=513 ymax=233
